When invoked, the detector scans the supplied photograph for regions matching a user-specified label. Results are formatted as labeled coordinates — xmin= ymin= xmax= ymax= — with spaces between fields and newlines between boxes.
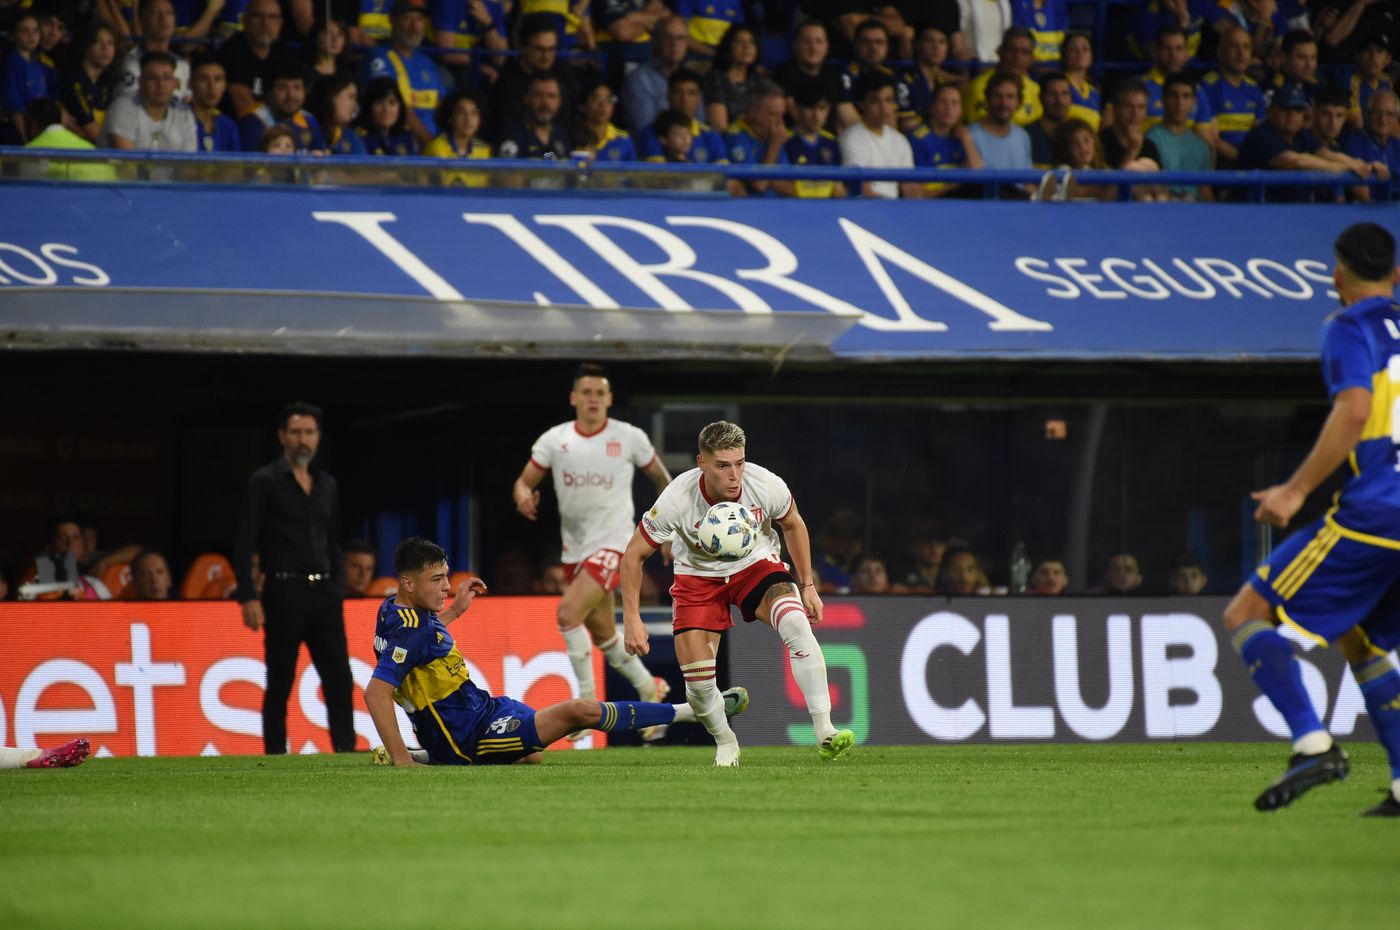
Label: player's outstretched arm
xmin=620 ymin=528 xmax=658 ymax=655
xmin=643 ymin=456 xmax=673 ymax=493
xmin=775 ymin=500 xmax=823 ymax=624
xmin=1253 ymin=386 xmax=1371 ymax=528
xmin=512 ymin=461 xmax=546 ymax=521
xmin=364 ymin=679 xmax=422 ymax=766
xmin=439 ymin=577 xmax=488 ymax=625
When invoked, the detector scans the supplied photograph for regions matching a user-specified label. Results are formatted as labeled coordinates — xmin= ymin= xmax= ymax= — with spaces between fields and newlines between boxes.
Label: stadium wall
xmin=2 ymin=184 xmax=1391 ymax=359
xmin=728 ymin=596 xmax=1382 ymax=746
xmin=0 ymin=597 xmax=606 ymax=757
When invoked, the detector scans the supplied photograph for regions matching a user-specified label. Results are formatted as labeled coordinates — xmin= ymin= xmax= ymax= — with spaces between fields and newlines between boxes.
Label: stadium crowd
xmin=5 ymin=507 xmax=1212 ymax=602
xmin=1 ymin=0 xmax=1397 ymax=198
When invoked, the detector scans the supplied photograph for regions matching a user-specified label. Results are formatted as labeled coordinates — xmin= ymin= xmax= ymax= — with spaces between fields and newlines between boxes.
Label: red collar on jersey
xmin=698 ymin=474 xmax=741 ymax=506
xmin=572 ymin=418 xmax=609 ymax=438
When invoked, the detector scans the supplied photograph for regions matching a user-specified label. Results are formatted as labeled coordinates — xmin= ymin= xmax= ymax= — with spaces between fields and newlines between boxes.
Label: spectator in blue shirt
xmin=1343 ymin=90 xmax=1399 ymax=202
xmin=575 ymin=80 xmax=636 ymax=162
xmin=783 ymin=84 xmax=846 ymax=198
xmin=191 ymin=56 xmax=241 ymax=151
xmin=634 ymin=68 xmax=727 ymax=163
xmin=1235 ymin=85 xmax=1374 ymax=202
xmin=3 ymin=13 xmax=58 ymax=142
xmin=311 ymin=74 xmax=369 ymax=154
xmin=356 ymin=76 xmax=419 ymax=154
xmin=495 ymin=72 xmax=572 ymax=159
xmin=620 ymin=14 xmax=690 ymax=135
xmin=361 ymin=0 xmax=446 ymax=146
xmin=724 ymin=79 xmax=793 ymax=197
xmin=239 ymin=59 xmax=327 ymax=152
xmin=61 ymin=20 xmax=120 ymax=144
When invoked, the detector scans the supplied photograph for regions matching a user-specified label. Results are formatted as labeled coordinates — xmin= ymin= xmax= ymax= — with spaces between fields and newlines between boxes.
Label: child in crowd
xmin=782 ymin=84 xmax=844 ymax=198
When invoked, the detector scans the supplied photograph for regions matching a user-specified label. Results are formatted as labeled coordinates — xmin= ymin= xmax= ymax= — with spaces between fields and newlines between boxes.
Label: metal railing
xmin=3 ymin=146 xmax=1393 ymax=202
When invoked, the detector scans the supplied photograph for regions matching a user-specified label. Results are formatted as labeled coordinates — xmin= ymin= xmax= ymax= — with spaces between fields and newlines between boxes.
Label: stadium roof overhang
xmin=0 ymin=287 xmax=860 ymax=361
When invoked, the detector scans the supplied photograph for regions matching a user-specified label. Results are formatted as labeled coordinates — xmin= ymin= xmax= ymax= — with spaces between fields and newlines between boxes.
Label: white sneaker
xmin=714 ymin=741 xmax=741 ymax=767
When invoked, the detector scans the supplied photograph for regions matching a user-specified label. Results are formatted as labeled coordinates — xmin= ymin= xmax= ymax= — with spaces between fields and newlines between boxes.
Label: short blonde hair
xmin=698 ymin=420 xmax=746 ymax=454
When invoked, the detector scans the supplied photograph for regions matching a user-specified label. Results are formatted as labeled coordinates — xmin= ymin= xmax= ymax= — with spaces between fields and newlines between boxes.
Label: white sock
xmin=672 ymin=703 xmax=697 ymax=723
xmin=774 ymin=595 xmax=837 ymax=741
xmin=0 ymin=746 xmax=40 ymax=769
xmin=599 ymin=632 xmax=657 ymax=700
xmin=561 ymin=625 xmax=595 ymax=701
xmin=1293 ymin=730 xmax=1334 ymax=755
xmin=682 ymin=661 xmax=736 ymax=745
xmin=1391 ymin=778 xmax=1400 ymax=801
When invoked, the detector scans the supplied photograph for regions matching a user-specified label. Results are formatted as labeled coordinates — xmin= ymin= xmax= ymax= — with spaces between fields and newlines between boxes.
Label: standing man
xmin=235 ymin=402 xmax=356 ymax=756
xmin=621 ymin=420 xmax=856 ymax=766
xmin=1222 ymin=223 xmax=1400 ymax=816
xmin=512 ymin=364 xmax=674 ymax=733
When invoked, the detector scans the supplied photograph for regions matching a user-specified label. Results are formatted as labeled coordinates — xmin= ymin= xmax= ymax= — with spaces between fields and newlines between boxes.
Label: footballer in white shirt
xmin=512 ymin=365 xmax=675 ymax=733
xmin=621 ymin=419 xmax=855 ymax=766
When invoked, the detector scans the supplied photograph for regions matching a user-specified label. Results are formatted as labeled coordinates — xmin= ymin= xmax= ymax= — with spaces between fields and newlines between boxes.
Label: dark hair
xmin=190 ymin=50 xmax=224 ymax=73
xmin=357 ymin=77 xmax=408 ymax=135
xmin=73 ymin=20 xmax=118 ymax=74
xmin=1113 ymin=78 xmax=1149 ymax=104
xmin=1281 ymin=28 xmax=1317 ymax=54
xmin=394 ymin=536 xmax=448 ymax=575
xmin=1313 ymin=85 xmax=1351 ymax=110
xmin=517 ymin=12 xmax=558 ymax=47
xmin=309 ymin=72 xmax=357 ymax=131
xmin=668 ymin=67 xmax=703 ymax=91
xmin=854 ymin=18 xmax=891 ymax=44
xmin=1001 ymin=26 xmax=1034 ymax=47
xmin=1039 ymin=69 xmax=1070 ymax=91
xmin=259 ymin=124 xmax=296 ymax=150
xmin=1335 ymin=223 xmax=1397 ymax=283
xmin=140 ymin=51 xmax=177 ymax=72
xmin=24 ymin=97 xmax=62 ymax=134
xmin=47 ymin=514 xmax=80 ymax=536
xmin=1052 ymin=117 xmax=1102 ymax=168
xmin=140 ymin=0 xmax=174 ymax=19
xmin=267 ymin=56 xmax=308 ymax=88
xmin=853 ymin=69 xmax=897 ymax=104
xmin=345 ymin=537 xmax=375 ymax=556
xmin=436 ymin=87 xmax=484 ymax=136
xmin=792 ymin=82 xmax=831 ymax=109
xmin=984 ymin=70 xmax=1022 ymax=99
xmin=1172 ymin=551 xmax=1204 ymax=572
xmin=1161 ymin=71 xmax=1196 ymax=94
xmin=277 ymin=401 xmax=323 ymax=430
xmin=573 ymin=361 xmax=609 ymax=385
xmin=526 ymin=71 xmax=561 ymax=92
xmin=713 ymin=23 xmax=759 ymax=74
xmin=653 ymin=107 xmax=692 ymax=140
xmin=130 ymin=547 xmax=169 ymax=572
xmin=1153 ymin=25 xmax=1187 ymax=46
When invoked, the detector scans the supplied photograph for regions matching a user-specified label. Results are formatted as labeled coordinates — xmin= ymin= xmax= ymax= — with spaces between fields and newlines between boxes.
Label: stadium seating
xmin=180 ymin=553 xmax=234 ymax=600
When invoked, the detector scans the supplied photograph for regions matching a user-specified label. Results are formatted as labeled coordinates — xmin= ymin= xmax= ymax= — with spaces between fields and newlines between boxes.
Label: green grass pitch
xmin=2 ymin=743 xmax=1395 ymax=930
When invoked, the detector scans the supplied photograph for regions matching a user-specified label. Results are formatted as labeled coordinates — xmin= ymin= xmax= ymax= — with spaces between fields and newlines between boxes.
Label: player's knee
xmin=1222 ymin=589 xmax=1263 ymax=631
xmin=570 ymin=698 xmax=601 ymax=727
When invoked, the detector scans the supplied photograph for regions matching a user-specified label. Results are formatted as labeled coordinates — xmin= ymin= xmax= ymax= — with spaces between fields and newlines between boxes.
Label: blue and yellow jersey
xmin=371 ymin=598 xmax=495 ymax=757
xmin=2 ymin=50 xmax=58 ymax=115
xmin=782 ymin=129 xmax=840 ymax=198
xmin=358 ymin=127 xmax=418 ymax=155
xmin=1268 ymin=72 xmax=1320 ymax=107
xmin=596 ymin=0 xmax=652 ymax=59
xmin=328 ymin=125 xmax=369 ymax=155
xmin=1200 ymin=71 xmax=1264 ymax=148
xmin=590 ymin=122 xmax=636 ymax=161
xmin=359 ymin=0 xmax=393 ymax=42
xmin=724 ymin=116 xmax=788 ymax=165
xmin=637 ymin=117 xmax=727 ymax=163
xmin=907 ymin=121 xmax=969 ymax=195
xmin=840 ymin=62 xmax=915 ymax=122
xmin=1130 ymin=0 xmax=1205 ymax=60
xmin=1143 ymin=67 xmax=1213 ymax=130
xmin=61 ymin=69 xmax=115 ymax=130
xmin=196 ymin=112 xmax=240 ymax=151
xmin=1350 ymin=74 xmax=1395 ymax=122
xmin=1010 ymin=0 xmax=1068 ymax=64
xmin=218 ymin=0 xmax=249 ymax=30
xmin=1321 ymin=296 xmax=1400 ymax=537
xmin=362 ymin=47 xmax=445 ymax=136
xmin=962 ymin=70 xmax=1042 ymax=126
xmin=424 ymin=133 xmax=491 ymax=185
xmin=1066 ymin=74 xmax=1101 ymax=130
xmin=675 ymin=0 xmax=743 ymax=50
xmin=430 ymin=0 xmax=506 ymax=49
xmin=519 ymin=0 xmax=582 ymax=52
xmin=238 ymin=107 xmax=327 ymax=152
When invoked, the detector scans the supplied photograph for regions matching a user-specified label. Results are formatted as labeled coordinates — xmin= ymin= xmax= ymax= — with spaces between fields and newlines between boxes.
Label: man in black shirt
xmin=773 ymin=21 xmax=849 ymax=132
xmin=495 ymin=73 xmax=572 ymax=158
xmin=218 ymin=0 xmax=286 ymax=116
xmin=1236 ymin=84 xmax=1374 ymax=201
xmin=488 ymin=14 xmax=579 ymax=139
xmin=234 ymin=402 xmax=356 ymax=755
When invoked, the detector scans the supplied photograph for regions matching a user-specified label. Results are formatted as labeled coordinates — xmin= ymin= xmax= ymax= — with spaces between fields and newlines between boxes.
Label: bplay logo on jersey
xmin=562 ymin=471 xmax=614 ymax=489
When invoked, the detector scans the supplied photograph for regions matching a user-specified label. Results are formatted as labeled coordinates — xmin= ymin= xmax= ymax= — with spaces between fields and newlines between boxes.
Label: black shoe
xmin=1254 ymin=743 xmax=1349 ymax=812
xmin=1361 ymin=791 xmax=1400 ymax=817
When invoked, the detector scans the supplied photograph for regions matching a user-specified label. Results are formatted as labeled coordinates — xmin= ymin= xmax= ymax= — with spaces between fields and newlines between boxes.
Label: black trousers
xmin=260 ymin=579 xmax=356 ymax=754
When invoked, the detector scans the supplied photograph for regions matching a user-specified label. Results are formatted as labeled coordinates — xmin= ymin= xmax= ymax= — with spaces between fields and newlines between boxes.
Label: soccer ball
xmin=699 ymin=502 xmax=757 ymax=561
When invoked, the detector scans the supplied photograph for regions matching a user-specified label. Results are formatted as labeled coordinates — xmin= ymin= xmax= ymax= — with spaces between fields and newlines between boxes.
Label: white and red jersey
xmin=638 ymin=463 xmax=793 ymax=578
xmin=530 ymin=418 xmax=657 ymax=563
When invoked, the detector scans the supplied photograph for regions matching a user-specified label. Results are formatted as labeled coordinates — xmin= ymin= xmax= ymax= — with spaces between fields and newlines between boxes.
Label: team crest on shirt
xmin=391 ymin=646 xmax=408 ymax=663
xmin=487 ymin=715 xmax=522 ymax=734
xmin=606 ymin=440 xmax=622 ymax=457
